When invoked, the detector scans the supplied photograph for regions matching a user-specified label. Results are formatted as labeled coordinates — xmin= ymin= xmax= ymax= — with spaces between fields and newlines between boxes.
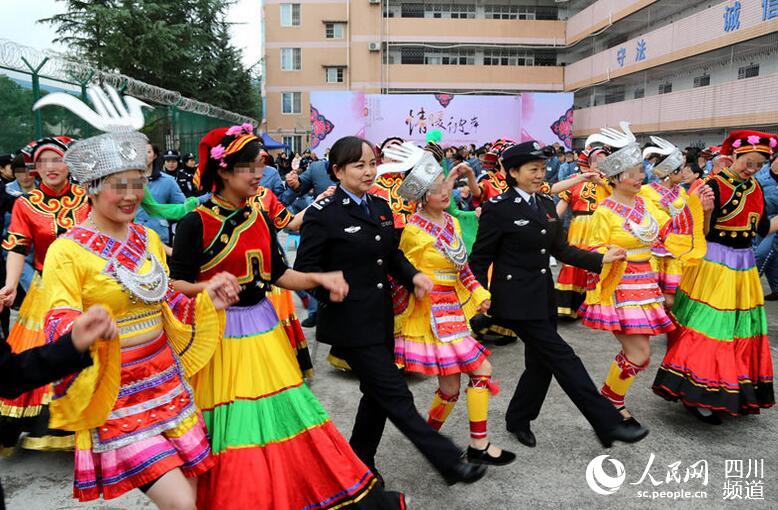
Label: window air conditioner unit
xmin=368 ymin=42 xmax=381 ymax=51
xmin=368 ymin=0 xmax=381 ymax=4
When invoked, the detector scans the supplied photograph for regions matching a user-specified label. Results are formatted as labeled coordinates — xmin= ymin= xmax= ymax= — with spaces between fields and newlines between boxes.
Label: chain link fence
xmin=0 ymin=39 xmax=257 ymax=155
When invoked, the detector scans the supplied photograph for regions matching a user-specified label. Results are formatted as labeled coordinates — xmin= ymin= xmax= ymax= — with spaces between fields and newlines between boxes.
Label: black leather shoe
xmin=466 ymin=444 xmax=517 ymax=466
xmin=300 ymin=314 xmax=317 ymax=328
xmin=512 ymin=427 xmax=536 ymax=447
xmin=493 ymin=334 xmax=518 ymax=346
xmin=441 ymin=460 xmax=487 ymax=486
xmin=598 ymin=422 xmax=649 ymax=448
xmin=684 ymin=404 xmax=722 ymax=425
xmin=623 ymin=416 xmax=642 ymax=429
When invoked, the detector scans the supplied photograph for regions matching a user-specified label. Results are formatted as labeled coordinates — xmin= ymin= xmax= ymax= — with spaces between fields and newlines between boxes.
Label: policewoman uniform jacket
xmin=469 ymin=187 xmax=603 ymax=321
xmin=294 ymin=186 xmax=419 ymax=347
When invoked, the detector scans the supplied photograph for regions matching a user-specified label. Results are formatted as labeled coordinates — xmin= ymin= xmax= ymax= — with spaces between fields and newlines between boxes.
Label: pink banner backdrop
xmin=364 ymin=94 xmax=521 ymax=148
xmin=521 ymin=92 xmax=575 ymax=149
xmin=309 ymin=91 xmax=573 ymax=155
xmin=309 ymin=91 xmax=365 ymax=152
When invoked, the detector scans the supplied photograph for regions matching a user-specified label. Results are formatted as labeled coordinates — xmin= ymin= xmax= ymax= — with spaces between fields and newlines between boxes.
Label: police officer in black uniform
xmin=469 ymin=141 xmax=649 ymax=449
xmin=295 ymin=136 xmax=486 ymax=486
xmin=178 ymin=152 xmax=198 ymax=197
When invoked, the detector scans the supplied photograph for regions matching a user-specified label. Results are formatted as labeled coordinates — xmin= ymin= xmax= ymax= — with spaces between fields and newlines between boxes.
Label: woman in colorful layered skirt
xmin=171 ymin=125 xmax=406 ymax=510
xmin=639 ymin=136 xmax=694 ymax=309
xmin=249 ymin=184 xmax=334 ymax=378
xmin=394 ymin=172 xmax=515 ymax=467
xmin=578 ymin=122 xmax=711 ymax=427
xmin=0 ymin=135 xmax=90 ymax=453
xmin=554 ymin=146 xmax=611 ymax=318
xmin=653 ymin=130 xmax=778 ymax=424
xmin=33 ymin=85 xmax=241 ymax=507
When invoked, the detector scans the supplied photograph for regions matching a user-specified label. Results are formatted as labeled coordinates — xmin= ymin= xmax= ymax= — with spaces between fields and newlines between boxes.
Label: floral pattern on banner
xmin=434 ymin=93 xmax=454 ymax=108
xmin=309 ymin=105 xmax=335 ymax=150
xmin=550 ymin=107 xmax=574 ymax=149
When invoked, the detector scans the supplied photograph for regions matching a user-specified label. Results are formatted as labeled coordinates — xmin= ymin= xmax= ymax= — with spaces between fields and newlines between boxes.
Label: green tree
xmin=0 ymin=77 xmax=88 ymax=153
xmin=0 ymin=76 xmax=35 ymax=153
xmin=41 ymin=0 xmax=259 ymax=118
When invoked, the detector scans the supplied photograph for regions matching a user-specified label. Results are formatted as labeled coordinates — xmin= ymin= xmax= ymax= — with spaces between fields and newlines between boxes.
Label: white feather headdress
xmin=584 ymin=121 xmax=643 ymax=177
xmin=642 ymin=136 xmax=684 ymax=178
xmin=378 ymin=142 xmax=443 ymax=201
xmin=33 ymin=84 xmax=152 ymax=184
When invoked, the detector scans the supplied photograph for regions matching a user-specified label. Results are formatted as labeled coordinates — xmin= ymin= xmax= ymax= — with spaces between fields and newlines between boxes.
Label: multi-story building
xmin=262 ymin=0 xmax=778 ymax=152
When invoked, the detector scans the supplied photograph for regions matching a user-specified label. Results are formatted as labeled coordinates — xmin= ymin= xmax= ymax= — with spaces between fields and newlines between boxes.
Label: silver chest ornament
xmin=441 ymin=230 xmax=469 ymax=269
xmin=628 ymin=213 xmax=659 ymax=245
xmin=113 ymin=253 xmax=169 ymax=304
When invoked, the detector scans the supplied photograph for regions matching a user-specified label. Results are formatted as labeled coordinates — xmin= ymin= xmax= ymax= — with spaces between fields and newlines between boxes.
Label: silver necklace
xmin=422 ymin=212 xmax=468 ymax=268
xmin=87 ymin=214 xmax=169 ymax=304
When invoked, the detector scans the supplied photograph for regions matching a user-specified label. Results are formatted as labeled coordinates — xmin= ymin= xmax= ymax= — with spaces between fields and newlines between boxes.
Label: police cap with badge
xmin=500 ymin=141 xmax=548 ymax=171
xmin=163 ymin=149 xmax=180 ymax=161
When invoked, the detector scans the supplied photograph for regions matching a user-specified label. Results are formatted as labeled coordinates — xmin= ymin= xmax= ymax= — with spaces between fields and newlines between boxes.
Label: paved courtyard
xmin=2 ymin=268 xmax=777 ymax=509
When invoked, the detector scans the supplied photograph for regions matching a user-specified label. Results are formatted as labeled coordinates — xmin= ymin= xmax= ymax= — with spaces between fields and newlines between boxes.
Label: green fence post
xmin=21 ymin=56 xmax=49 ymax=138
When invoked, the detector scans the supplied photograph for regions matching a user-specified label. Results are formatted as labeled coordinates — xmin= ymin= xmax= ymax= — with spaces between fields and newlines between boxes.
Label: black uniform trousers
xmin=499 ymin=317 xmax=622 ymax=435
xmin=334 ymin=343 xmax=462 ymax=474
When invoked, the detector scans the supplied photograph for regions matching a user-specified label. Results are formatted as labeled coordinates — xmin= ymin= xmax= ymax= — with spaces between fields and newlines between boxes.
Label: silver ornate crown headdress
xmin=378 ymin=142 xmax=443 ymax=201
xmin=642 ymin=136 xmax=684 ymax=178
xmin=584 ymin=121 xmax=642 ymax=178
xmin=33 ymin=85 xmax=152 ymax=184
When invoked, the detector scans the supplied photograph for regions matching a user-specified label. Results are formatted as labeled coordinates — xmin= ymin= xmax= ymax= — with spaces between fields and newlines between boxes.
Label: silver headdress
xmin=642 ymin=136 xmax=684 ymax=178
xmin=584 ymin=121 xmax=642 ymax=178
xmin=33 ymin=85 xmax=152 ymax=184
xmin=378 ymin=142 xmax=443 ymax=201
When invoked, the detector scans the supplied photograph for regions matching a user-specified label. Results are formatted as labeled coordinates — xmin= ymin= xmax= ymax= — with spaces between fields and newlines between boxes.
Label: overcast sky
xmin=2 ymin=0 xmax=263 ymax=68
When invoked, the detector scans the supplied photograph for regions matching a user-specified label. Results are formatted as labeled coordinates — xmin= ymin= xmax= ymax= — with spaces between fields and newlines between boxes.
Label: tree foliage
xmin=0 ymin=77 xmax=87 ymax=153
xmin=41 ymin=0 xmax=259 ymax=118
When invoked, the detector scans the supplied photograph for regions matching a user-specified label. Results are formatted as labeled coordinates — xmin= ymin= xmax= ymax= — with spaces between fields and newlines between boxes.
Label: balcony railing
xmin=572 ymin=72 xmax=778 ymax=136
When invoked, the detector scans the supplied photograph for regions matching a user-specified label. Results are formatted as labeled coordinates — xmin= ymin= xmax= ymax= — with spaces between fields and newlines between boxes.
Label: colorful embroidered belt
xmin=431 ymin=270 xmax=458 ymax=286
xmin=116 ymin=310 xmax=163 ymax=341
xmin=626 ymin=247 xmax=652 ymax=262
xmin=90 ymin=333 xmax=196 ymax=452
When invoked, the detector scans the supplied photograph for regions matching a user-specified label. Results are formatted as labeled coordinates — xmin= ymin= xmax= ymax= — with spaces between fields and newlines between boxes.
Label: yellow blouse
xmin=41 ymin=225 xmax=223 ymax=432
xmin=584 ymin=194 xmax=706 ymax=306
xmin=395 ymin=214 xmax=490 ymax=337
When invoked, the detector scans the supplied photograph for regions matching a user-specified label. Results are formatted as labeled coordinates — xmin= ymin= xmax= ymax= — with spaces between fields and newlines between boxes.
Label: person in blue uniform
xmin=295 ymin=136 xmax=487 ymax=486
xmin=469 ymin=141 xmax=650 ymax=449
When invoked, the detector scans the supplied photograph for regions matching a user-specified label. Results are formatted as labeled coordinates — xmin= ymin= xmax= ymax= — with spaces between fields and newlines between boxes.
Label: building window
xmin=634 ymin=87 xmax=645 ymax=99
xmin=423 ymin=48 xmax=475 ymax=65
xmin=484 ymin=5 xmax=535 ymax=20
xmin=280 ymin=4 xmax=301 ymax=27
xmin=424 ymin=3 xmax=475 ymax=19
xmin=483 ymin=48 xmax=534 ymax=66
xmin=658 ymin=82 xmax=672 ymax=95
xmin=281 ymin=48 xmax=301 ymax=71
xmin=281 ymin=92 xmax=302 ymax=114
xmin=325 ymin=22 xmax=345 ymax=39
xmin=325 ymin=67 xmax=345 ymax=83
xmin=401 ymin=2 xmax=424 ymax=17
xmin=693 ymin=74 xmax=710 ymax=88
xmin=738 ymin=63 xmax=759 ymax=79
xmin=282 ymin=135 xmax=303 ymax=154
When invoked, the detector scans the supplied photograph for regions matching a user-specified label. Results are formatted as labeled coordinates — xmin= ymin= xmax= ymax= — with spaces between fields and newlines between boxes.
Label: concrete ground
xmin=2 ymin=265 xmax=777 ymax=509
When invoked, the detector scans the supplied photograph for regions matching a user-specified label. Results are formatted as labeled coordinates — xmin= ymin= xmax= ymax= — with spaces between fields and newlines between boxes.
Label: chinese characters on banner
xmin=404 ymin=108 xmax=480 ymax=137
xmin=308 ymin=93 xmax=573 ymax=155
